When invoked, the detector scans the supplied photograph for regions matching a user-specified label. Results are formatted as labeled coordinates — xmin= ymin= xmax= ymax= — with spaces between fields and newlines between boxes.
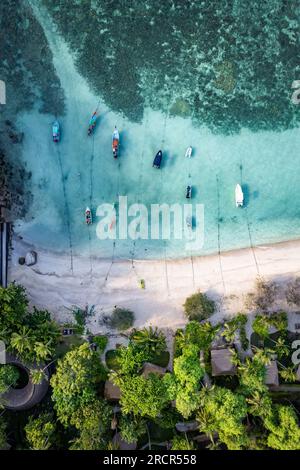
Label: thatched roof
xmin=211 ymin=348 xmax=237 ymax=376
xmin=104 ymin=380 xmax=121 ymax=400
xmin=265 ymin=360 xmax=279 ymax=387
xmin=141 ymin=362 xmax=166 ymax=378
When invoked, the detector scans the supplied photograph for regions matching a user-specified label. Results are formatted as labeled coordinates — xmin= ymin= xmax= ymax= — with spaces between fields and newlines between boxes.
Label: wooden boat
xmin=186 ymin=185 xmax=192 ymax=199
xmin=85 ymin=207 xmax=92 ymax=224
xmin=88 ymin=111 xmax=97 ymax=136
xmin=153 ymin=150 xmax=162 ymax=169
xmin=112 ymin=127 xmax=119 ymax=159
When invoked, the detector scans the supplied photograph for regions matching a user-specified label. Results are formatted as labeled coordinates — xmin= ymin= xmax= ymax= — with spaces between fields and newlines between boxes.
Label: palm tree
xmin=197 ymin=408 xmax=216 ymax=446
xmin=246 ymin=391 xmax=272 ymax=419
xmin=11 ymin=326 xmax=33 ymax=357
xmin=253 ymin=347 xmax=273 ymax=366
xmin=34 ymin=341 xmax=52 ymax=361
xmin=221 ymin=322 xmax=237 ymax=343
xmin=30 ymin=369 xmax=47 ymax=385
xmin=279 ymin=366 xmax=298 ymax=383
xmin=272 ymin=337 xmax=290 ymax=359
xmin=130 ymin=327 xmax=166 ymax=355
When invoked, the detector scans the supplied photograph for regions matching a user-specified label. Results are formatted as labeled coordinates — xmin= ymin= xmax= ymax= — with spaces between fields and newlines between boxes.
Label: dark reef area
xmin=42 ymin=0 xmax=300 ymax=134
xmin=0 ymin=0 xmax=65 ymax=221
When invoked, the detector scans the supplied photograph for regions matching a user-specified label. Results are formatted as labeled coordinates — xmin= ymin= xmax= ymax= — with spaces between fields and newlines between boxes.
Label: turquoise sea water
xmin=3 ymin=1 xmax=300 ymax=260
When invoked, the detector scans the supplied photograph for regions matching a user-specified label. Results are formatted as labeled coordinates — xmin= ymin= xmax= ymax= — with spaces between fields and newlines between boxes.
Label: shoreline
xmin=8 ymin=235 xmax=300 ymax=334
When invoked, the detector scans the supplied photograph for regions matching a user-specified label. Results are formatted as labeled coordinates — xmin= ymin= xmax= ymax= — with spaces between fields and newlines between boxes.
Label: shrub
xmin=269 ymin=311 xmax=288 ymax=332
xmin=108 ymin=308 xmax=135 ymax=331
xmin=0 ymin=364 xmax=20 ymax=393
xmin=252 ymin=315 xmax=270 ymax=339
xmin=105 ymin=349 xmax=121 ymax=371
xmin=93 ymin=335 xmax=108 ymax=353
xmin=183 ymin=292 xmax=215 ymax=322
xmin=239 ymin=325 xmax=249 ymax=351
xmin=171 ymin=435 xmax=196 ymax=450
xmin=245 ymin=278 xmax=277 ymax=312
xmin=286 ymin=277 xmax=300 ymax=306
xmin=72 ymin=305 xmax=95 ymax=334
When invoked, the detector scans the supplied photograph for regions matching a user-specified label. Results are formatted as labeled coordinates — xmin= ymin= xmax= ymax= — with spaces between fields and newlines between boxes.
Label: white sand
xmin=8 ymin=235 xmax=300 ymax=334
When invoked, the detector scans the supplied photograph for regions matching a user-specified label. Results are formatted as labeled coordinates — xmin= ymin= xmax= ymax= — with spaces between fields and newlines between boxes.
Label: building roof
xmin=141 ymin=362 xmax=166 ymax=378
xmin=211 ymin=348 xmax=237 ymax=376
xmin=265 ymin=360 xmax=279 ymax=387
xmin=104 ymin=380 xmax=121 ymax=400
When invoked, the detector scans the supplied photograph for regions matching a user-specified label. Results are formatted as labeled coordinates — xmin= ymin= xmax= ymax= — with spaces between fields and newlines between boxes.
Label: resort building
xmin=211 ymin=348 xmax=237 ymax=377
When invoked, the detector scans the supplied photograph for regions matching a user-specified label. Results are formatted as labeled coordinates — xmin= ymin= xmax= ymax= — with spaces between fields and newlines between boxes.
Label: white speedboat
xmin=235 ymin=184 xmax=244 ymax=207
xmin=185 ymin=146 xmax=192 ymax=158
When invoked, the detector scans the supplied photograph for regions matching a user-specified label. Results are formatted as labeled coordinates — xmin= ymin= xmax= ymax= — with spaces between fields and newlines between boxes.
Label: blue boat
xmin=52 ymin=120 xmax=60 ymax=143
xmin=153 ymin=150 xmax=162 ymax=169
xmin=88 ymin=111 xmax=97 ymax=136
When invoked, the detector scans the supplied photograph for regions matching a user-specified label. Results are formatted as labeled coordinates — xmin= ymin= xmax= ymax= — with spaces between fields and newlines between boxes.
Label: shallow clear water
xmin=9 ymin=1 xmax=300 ymax=259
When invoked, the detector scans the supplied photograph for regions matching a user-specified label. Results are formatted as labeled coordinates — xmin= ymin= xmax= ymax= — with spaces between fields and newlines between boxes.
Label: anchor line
xmin=55 ymin=147 xmax=74 ymax=274
xmin=130 ymin=111 xmax=150 ymax=278
xmin=160 ymin=113 xmax=171 ymax=296
xmin=239 ymin=165 xmax=260 ymax=276
xmin=216 ymin=175 xmax=226 ymax=294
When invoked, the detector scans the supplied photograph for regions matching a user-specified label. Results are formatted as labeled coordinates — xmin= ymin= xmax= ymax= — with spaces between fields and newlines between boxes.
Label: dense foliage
xmin=25 ymin=413 xmax=57 ymax=450
xmin=0 ymin=365 xmax=19 ymax=393
xmin=0 ymin=284 xmax=60 ymax=362
xmin=183 ymin=292 xmax=215 ymax=322
xmin=2 ymin=283 xmax=300 ymax=451
xmin=106 ymin=307 xmax=135 ymax=331
xmin=51 ymin=343 xmax=107 ymax=427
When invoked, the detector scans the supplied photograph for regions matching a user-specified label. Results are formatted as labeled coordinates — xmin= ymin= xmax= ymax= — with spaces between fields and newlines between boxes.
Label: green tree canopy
xmin=171 ymin=434 xmax=196 ymax=450
xmin=197 ymin=386 xmax=248 ymax=450
xmin=0 ymin=364 xmax=19 ymax=393
xmin=119 ymin=414 xmax=146 ymax=444
xmin=113 ymin=372 xmax=170 ymax=418
xmin=0 ymin=284 xmax=60 ymax=363
xmin=69 ymin=397 xmax=112 ymax=450
xmin=165 ymin=344 xmax=204 ymax=419
xmin=51 ymin=343 xmax=107 ymax=427
xmin=25 ymin=413 xmax=57 ymax=450
xmin=264 ymin=405 xmax=300 ymax=450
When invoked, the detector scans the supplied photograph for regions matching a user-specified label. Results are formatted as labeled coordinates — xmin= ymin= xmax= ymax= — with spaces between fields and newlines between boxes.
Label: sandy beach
xmin=8 ymin=235 xmax=300 ymax=335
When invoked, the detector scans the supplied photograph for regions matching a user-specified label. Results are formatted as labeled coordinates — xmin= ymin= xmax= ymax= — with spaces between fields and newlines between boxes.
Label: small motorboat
xmin=235 ymin=184 xmax=244 ymax=207
xmin=85 ymin=207 xmax=92 ymax=224
xmin=153 ymin=150 xmax=162 ymax=169
xmin=186 ymin=185 xmax=192 ymax=199
xmin=112 ymin=127 xmax=119 ymax=159
xmin=185 ymin=146 xmax=192 ymax=158
xmin=88 ymin=111 xmax=97 ymax=136
xmin=52 ymin=120 xmax=60 ymax=143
